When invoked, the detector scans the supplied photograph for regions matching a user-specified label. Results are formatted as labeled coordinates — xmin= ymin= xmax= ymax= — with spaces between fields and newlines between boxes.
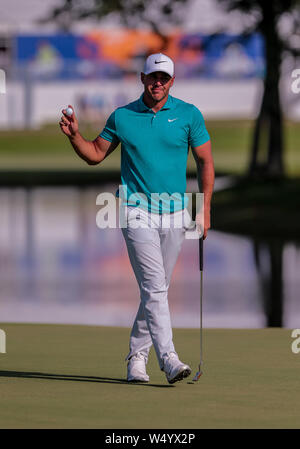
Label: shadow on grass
xmin=0 ymin=370 xmax=173 ymax=388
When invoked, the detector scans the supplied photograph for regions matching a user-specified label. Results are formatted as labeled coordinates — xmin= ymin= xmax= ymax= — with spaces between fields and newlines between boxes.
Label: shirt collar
xmin=138 ymin=94 xmax=173 ymax=112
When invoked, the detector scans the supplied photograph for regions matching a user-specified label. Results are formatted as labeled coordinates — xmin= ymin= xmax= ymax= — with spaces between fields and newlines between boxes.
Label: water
xmin=0 ymin=186 xmax=299 ymax=328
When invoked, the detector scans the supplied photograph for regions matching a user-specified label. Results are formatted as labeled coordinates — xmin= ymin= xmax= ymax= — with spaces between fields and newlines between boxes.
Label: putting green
xmin=0 ymin=324 xmax=299 ymax=429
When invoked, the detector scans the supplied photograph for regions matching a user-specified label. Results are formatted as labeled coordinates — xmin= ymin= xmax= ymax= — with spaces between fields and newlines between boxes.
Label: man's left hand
xmin=195 ymin=209 xmax=210 ymax=240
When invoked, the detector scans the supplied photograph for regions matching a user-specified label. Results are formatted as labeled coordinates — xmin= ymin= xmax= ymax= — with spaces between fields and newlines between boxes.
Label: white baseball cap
xmin=143 ymin=53 xmax=174 ymax=77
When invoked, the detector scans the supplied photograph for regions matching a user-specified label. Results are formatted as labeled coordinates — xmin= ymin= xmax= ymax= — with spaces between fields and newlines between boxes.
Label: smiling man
xmin=59 ymin=53 xmax=214 ymax=384
xmin=142 ymin=55 xmax=175 ymax=104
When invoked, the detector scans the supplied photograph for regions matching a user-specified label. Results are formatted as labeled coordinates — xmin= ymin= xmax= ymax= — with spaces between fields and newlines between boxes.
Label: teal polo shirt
xmin=100 ymin=94 xmax=210 ymax=214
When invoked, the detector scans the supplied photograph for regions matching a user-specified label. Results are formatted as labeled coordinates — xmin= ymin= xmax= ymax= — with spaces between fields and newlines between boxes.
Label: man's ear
xmin=170 ymin=76 xmax=175 ymax=87
xmin=141 ymin=72 xmax=145 ymax=84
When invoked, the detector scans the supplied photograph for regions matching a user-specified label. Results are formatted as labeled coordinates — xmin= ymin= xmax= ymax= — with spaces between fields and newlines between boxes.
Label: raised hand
xmin=59 ymin=104 xmax=78 ymax=138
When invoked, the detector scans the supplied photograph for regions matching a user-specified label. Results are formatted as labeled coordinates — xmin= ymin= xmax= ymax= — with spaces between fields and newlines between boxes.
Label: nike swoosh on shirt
xmin=168 ymin=118 xmax=178 ymax=122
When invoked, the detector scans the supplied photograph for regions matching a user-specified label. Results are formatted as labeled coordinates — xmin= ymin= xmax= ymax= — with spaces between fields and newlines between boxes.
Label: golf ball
xmin=65 ymin=107 xmax=73 ymax=117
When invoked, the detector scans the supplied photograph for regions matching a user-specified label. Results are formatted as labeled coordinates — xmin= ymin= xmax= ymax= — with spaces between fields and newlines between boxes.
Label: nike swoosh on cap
xmin=155 ymin=60 xmax=167 ymax=64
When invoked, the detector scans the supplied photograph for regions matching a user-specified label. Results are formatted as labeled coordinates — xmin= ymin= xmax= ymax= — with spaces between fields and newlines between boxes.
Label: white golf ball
xmin=65 ymin=107 xmax=73 ymax=117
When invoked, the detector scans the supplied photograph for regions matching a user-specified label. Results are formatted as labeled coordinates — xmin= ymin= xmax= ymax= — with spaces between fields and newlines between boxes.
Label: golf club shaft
xmin=199 ymin=237 xmax=203 ymax=371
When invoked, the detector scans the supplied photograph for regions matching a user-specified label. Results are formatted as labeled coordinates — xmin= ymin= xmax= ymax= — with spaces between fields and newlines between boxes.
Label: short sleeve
xmin=99 ymin=111 xmax=120 ymax=144
xmin=188 ymin=106 xmax=210 ymax=148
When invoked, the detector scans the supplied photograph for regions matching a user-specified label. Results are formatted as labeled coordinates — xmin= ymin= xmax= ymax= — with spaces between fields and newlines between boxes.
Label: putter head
xmin=192 ymin=369 xmax=203 ymax=382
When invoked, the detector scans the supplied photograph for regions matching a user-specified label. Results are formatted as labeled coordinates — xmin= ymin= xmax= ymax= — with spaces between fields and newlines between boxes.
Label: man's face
xmin=141 ymin=71 xmax=175 ymax=102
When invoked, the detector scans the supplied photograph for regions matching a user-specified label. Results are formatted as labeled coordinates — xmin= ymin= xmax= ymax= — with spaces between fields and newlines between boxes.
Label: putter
xmin=192 ymin=236 xmax=204 ymax=382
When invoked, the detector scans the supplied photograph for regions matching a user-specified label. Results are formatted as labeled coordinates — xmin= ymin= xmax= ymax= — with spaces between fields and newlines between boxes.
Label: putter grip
xmin=199 ymin=237 xmax=203 ymax=271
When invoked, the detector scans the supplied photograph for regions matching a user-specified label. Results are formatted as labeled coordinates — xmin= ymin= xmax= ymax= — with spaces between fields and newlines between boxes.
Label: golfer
xmin=59 ymin=53 xmax=214 ymax=384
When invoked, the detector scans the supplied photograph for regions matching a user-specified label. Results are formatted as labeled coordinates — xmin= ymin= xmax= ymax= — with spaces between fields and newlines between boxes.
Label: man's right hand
xmin=59 ymin=104 xmax=79 ymax=138
xmin=59 ymin=105 xmax=119 ymax=165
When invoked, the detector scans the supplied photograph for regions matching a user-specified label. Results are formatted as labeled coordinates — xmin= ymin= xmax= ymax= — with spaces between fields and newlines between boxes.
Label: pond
xmin=0 ymin=186 xmax=299 ymax=328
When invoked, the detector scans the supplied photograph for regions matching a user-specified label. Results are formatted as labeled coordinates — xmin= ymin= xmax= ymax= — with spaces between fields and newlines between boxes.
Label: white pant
xmin=122 ymin=206 xmax=191 ymax=369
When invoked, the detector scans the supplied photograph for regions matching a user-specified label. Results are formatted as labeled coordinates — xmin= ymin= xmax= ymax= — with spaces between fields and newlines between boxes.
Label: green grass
xmin=0 ymin=120 xmax=299 ymax=175
xmin=0 ymin=123 xmax=120 ymax=171
xmin=0 ymin=323 xmax=299 ymax=429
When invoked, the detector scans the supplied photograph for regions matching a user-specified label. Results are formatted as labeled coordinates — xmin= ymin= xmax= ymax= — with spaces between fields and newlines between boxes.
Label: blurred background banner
xmin=14 ymin=31 xmax=265 ymax=80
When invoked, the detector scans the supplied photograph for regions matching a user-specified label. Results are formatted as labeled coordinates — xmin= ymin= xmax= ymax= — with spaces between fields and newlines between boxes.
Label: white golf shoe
xmin=127 ymin=352 xmax=149 ymax=382
xmin=163 ymin=352 xmax=191 ymax=384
